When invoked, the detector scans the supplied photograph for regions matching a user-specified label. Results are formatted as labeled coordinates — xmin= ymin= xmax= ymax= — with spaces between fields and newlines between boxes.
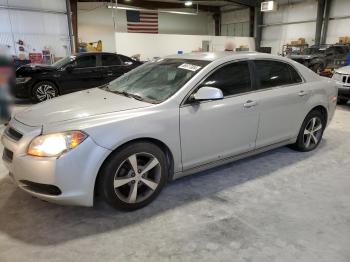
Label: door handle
xmin=107 ymin=73 xmax=113 ymax=76
xmin=243 ymin=100 xmax=258 ymax=108
xmin=298 ymin=90 xmax=309 ymax=97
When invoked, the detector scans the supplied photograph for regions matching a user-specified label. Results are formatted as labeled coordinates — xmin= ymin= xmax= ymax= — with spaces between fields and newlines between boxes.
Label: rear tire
xmin=290 ymin=110 xmax=325 ymax=152
xmin=32 ymin=81 xmax=59 ymax=102
xmin=98 ymin=142 xmax=168 ymax=211
xmin=311 ymin=63 xmax=323 ymax=74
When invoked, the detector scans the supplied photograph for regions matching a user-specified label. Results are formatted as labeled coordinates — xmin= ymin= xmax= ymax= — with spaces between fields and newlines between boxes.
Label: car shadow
xmin=0 ymin=133 xmax=340 ymax=246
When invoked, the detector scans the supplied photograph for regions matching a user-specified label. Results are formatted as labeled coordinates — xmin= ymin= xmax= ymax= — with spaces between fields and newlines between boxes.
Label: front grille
xmin=5 ymin=127 xmax=23 ymax=141
xmin=19 ymin=180 xmax=62 ymax=196
xmin=2 ymin=148 xmax=13 ymax=162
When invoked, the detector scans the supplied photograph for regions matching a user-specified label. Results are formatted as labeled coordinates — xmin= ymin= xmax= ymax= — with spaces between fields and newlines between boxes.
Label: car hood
xmin=15 ymin=88 xmax=152 ymax=126
xmin=335 ymin=65 xmax=350 ymax=74
xmin=16 ymin=63 xmax=56 ymax=76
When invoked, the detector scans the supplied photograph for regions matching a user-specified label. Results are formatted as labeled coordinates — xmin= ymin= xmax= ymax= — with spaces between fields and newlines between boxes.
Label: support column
xmin=249 ymin=6 xmax=255 ymax=37
xmin=321 ymin=0 xmax=332 ymax=44
xmin=254 ymin=5 xmax=262 ymax=51
xmin=315 ymin=0 xmax=326 ymax=46
xmin=69 ymin=0 xmax=78 ymax=53
xmin=213 ymin=13 xmax=221 ymax=36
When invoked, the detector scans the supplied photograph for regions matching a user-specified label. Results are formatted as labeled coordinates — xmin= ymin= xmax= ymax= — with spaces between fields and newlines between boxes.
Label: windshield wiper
xmin=111 ymin=90 xmax=158 ymax=104
xmin=112 ymin=90 xmax=133 ymax=98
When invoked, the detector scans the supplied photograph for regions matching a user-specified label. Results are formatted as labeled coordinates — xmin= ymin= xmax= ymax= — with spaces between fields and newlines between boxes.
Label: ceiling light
xmin=184 ymin=1 xmax=193 ymax=7
xmin=160 ymin=10 xmax=197 ymax=15
xmin=107 ymin=5 xmax=197 ymax=15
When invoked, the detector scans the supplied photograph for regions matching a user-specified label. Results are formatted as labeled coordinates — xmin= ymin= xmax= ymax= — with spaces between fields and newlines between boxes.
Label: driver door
xmin=179 ymin=61 xmax=260 ymax=170
xmin=59 ymin=54 xmax=102 ymax=94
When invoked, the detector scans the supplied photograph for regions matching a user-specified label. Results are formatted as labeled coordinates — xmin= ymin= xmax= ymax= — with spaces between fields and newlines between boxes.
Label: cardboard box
xmin=298 ymin=38 xmax=306 ymax=44
xmin=339 ymin=36 xmax=350 ymax=44
xmin=291 ymin=40 xmax=304 ymax=45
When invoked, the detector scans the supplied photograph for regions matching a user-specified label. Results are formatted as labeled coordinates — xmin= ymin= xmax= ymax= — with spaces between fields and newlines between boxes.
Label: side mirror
xmin=65 ymin=64 xmax=75 ymax=72
xmin=192 ymin=86 xmax=223 ymax=101
xmin=124 ymin=61 xmax=133 ymax=66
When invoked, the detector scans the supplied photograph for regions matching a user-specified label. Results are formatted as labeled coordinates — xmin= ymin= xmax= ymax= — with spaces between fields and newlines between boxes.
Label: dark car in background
xmin=14 ymin=52 xmax=142 ymax=102
xmin=289 ymin=44 xmax=349 ymax=73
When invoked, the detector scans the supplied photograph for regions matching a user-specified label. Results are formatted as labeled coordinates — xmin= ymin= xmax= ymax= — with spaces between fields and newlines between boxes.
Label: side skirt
xmin=173 ymin=138 xmax=296 ymax=180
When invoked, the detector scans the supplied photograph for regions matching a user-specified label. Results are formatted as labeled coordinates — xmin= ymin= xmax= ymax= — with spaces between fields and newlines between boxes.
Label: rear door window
xmin=101 ymin=54 xmax=122 ymax=66
xmin=254 ymin=60 xmax=302 ymax=89
xmin=74 ymin=55 xmax=96 ymax=68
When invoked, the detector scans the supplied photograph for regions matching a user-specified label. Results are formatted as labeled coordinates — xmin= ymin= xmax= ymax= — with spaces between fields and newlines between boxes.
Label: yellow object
xmin=86 ymin=40 xmax=103 ymax=52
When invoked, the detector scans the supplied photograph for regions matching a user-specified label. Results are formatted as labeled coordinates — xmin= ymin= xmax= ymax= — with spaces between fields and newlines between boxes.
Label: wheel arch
xmin=31 ymin=79 xmax=61 ymax=97
xmin=310 ymin=105 xmax=328 ymax=126
xmin=93 ymin=137 xmax=175 ymax=197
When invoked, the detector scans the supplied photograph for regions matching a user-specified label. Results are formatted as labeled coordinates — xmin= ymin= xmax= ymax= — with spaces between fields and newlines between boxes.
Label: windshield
xmin=52 ymin=56 xmax=75 ymax=68
xmin=302 ymin=47 xmax=326 ymax=55
xmin=106 ymin=58 xmax=209 ymax=103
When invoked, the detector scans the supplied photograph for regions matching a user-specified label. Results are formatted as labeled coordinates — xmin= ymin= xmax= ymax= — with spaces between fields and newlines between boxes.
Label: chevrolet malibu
xmin=1 ymin=52 xmax=337 ymax=210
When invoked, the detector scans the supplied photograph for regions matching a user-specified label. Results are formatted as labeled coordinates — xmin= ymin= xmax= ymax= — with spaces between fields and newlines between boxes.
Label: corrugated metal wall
xmin=0 ymin=0 xmax=70 ymax=58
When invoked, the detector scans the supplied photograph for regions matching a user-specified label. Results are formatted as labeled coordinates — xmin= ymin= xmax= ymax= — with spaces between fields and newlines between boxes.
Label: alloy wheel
xmin=303 ymin=117 xmax=323 ymax=149
xmin=36 ymin=84 xmax=57 ymax=101
xmin=113 ymin=152 xmax=161 ymax=204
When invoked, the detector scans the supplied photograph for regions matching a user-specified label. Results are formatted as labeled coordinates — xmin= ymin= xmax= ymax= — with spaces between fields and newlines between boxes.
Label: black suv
xmin=289 ymin=44 xmax=349 ymax=73
xmin=14 ymin=52 xmax=142 ymax=102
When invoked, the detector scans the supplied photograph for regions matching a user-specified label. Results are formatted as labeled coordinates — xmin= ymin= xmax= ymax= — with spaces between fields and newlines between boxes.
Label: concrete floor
xmin=0 ymin=105 xmax=350 ymax=262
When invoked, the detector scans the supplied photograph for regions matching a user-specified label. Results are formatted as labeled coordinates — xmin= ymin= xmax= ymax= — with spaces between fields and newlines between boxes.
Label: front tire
xmin=32 ymin=81 xmax=59 ymax=102
xmin=291 ymin=110 xmax=325 ymax=152
xmin=98 ymin=142 xmax=168 ymax=211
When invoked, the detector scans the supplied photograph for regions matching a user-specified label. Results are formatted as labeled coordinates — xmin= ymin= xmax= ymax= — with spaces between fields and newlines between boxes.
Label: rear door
xmin=59 ymin=54 xmax=101 ymax=93
xmin=253 ymin=60 xmax=308 ymax=148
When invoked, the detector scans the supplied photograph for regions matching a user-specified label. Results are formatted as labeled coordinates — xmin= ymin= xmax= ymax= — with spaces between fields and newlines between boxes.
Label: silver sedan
xmin=1 ymin=52 xmax=337 ymax=210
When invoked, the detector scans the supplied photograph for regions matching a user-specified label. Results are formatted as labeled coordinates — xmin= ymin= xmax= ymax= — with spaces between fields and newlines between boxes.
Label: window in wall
xmin=254 ymin=60 xmax=302 ymax=89
xmin=202 ymin=61 xmax=251 ymax=96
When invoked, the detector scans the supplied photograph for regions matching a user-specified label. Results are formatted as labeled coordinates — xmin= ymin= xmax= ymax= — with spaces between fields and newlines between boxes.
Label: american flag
xmin=126 ymin=10 xmax=158 ymax=34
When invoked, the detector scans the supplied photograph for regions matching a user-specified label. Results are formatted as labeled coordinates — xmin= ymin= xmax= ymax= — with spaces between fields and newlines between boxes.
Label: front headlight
xmin=27 ymin=131 xmax=87 ymax=157
xmin=16 ymin=77 xmax=32 ymax=84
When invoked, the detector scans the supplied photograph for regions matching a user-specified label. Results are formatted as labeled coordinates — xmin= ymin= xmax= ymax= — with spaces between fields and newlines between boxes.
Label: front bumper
xmin=335 ymin=81 xmax=350 ymax=98
xmin=1 ymin=118 xmax=111 ymax=206
xmin=11 ymin=82 xmax=31 ymax=98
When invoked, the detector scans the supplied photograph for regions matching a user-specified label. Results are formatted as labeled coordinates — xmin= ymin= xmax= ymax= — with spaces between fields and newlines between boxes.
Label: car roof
xmin=73 ymin=52 xmax=120 ymax=56
xmin=165 ymin=51 xmax=285 ymax=62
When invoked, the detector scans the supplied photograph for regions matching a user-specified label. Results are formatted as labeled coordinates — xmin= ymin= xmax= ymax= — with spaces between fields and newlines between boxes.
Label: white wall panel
xmin=2 ymin=0 xmax=66 ymax=11
xmin=115 ymin=32 xmax=255 ymax=61
xmin=221 ymin=8 xmax=250 ymax=37
xmin=329 ymin=0 xmax=350 ymax=17
xmin=159 ymin=12 xmax=213 ymax=35
xmin=326 ymin=0 xmax=350 ymax=44
xmin=0 ymin=0 xmax=70 ymax=57
xmin=78 ymin=2 xmax=215 ymax=53
xmin=262 ymin=0 xmax=350 ymax=55
xmin=261 ymin=0 xmax=317 ymax=55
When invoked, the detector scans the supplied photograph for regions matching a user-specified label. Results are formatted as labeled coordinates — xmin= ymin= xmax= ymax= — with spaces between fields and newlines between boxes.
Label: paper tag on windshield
xmin=178 ymin=63 xmax=201 ymax=72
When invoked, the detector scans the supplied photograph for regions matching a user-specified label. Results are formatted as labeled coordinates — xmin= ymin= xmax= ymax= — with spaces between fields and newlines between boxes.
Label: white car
xmin=1 ymin=52 xmax=337 ymax=210
xmin=332 ymin=65 xmax=350 ymax=104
